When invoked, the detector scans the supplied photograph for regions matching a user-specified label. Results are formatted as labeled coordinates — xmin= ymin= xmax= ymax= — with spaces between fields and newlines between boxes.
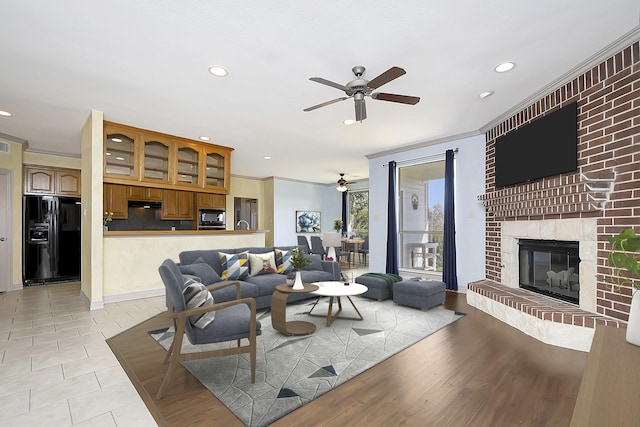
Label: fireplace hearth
xmin=519 ymin=239 xmax=580 ymax=304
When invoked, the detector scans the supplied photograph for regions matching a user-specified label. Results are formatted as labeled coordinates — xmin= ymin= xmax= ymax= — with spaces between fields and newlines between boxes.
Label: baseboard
xmin=80 ymin=289 xmax=105 ymax=311
xmin=103 ymin=288 xmax=165 ymax=304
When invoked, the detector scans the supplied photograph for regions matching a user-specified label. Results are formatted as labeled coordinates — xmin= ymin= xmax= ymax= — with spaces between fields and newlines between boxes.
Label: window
xmin=348 ymin=190 xmax=368 ymax=237
xmin=398 ymin=161 xmax=445 ymax=272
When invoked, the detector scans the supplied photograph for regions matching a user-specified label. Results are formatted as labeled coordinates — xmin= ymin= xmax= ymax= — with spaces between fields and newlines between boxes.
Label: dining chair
xmin=309 ymin=235 xmax=326 ymax=259
xmin=156 ymin=258 xmax=261 ymax=399
xmin=297 ymin=236 xmax=312 ymax=254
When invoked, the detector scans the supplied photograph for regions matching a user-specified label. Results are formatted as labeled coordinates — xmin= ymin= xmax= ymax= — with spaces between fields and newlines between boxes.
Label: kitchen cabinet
xmin=103 ymin=121 xmax=232 ymax=194
xmin=196 ymin=193 xmax=226 ymax=209
xmin=162 ymin=190 xmax=194 ymax=220
xmin=104 ymin=125 xmax=138 ymax=181
xmin=127 ymin=186 xmax=163 ymax=201
xmin=103 ymin=184 xmax=128 ymax=219
xmin=202 ymin=146 xmax=231 ymax=193
xmin=25 ymin=166 xmax=81 ymax=197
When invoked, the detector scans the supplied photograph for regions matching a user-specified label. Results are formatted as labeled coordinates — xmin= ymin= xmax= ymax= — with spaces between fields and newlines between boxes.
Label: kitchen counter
xmin=101 ymin=230 xmax=267 ymax=301
xmin=103 ymin=229 xmax=266 ymax=236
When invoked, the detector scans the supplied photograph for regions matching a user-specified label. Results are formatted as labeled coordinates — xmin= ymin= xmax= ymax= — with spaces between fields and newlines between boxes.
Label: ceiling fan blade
xmin=355 ymin=98 xmax=367 ymax=122
xmin=372 ymin=92 xmax=420 ymax=105
xmin=309 ymin=77 xmax=349 ymax=92
xmin=367 ymin=66 xmax=406 ymax=89
xmin=303 ymin=97 xmax=349 ymax=112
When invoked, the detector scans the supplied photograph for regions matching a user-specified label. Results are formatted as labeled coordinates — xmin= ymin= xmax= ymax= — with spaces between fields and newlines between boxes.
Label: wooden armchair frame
xmin=157 ymin=281 xmax=258 ymax=400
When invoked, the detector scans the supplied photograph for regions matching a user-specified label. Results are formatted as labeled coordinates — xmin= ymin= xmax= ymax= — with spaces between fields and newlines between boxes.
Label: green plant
xmin=290 ymin=248 xmax=312 ymax=270
xmin=607 ymin=228 xmax=640 ymax=291
xmin=333 ymin=218 xmax=343 ymax=232
xmin=103 ymin=211 xmax=114 ymax=227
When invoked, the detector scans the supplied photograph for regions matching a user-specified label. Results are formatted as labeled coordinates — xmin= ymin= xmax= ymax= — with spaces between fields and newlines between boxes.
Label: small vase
xmin=292 ymin=271 xmax=304 ymax=290
xmin=626 ymin=290 xmax=640 ymax=346
xmin=104 ymin=225 xmax=108 ymax=231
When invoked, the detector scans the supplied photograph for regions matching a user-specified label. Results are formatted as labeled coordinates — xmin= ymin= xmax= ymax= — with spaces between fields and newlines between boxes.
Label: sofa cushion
xmin=246 ymin=273 xmax=288 ymax=296
xmin=299 ymin=269 xmax=334 ymax=283
xmin=248 ymin=252 xmax=277 ymax=276
xmin=274 ymin=248 xmax=294 ymax=274
xmin=219 ymin=251 xmax=249 ymax=280
xmin=179 ymin=250 xmax=224 ymax=276
xmin=182 ymin=278 xmax=216 ymax=328
xmin=179 ymin=259 xmax=221 ymax=285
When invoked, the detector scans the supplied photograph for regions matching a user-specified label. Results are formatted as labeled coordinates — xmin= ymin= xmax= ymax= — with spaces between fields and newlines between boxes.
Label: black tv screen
xmin=495 ymin=101 xmax=578 ymax=188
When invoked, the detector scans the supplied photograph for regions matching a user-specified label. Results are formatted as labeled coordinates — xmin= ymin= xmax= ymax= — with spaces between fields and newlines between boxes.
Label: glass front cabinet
xmin=103 ymin=121 xmax=232 ymax=194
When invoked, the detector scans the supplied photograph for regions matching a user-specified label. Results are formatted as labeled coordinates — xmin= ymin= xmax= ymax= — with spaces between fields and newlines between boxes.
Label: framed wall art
xmin=296 ymin=211 xmax=321 ymax=233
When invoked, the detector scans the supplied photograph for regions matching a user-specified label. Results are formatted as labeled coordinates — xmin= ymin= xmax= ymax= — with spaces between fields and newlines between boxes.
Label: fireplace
xmin=519 ymin=239 xmax=580 ymax=304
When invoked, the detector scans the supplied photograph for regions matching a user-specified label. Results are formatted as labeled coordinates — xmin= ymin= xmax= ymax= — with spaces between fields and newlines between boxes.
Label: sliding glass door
xmin=398 ymin=161 xmax=445 ymax=273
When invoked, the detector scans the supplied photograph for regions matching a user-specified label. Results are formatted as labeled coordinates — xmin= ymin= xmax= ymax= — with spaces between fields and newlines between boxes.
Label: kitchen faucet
xmin=236 ymin=219 xmax=250 ymax=230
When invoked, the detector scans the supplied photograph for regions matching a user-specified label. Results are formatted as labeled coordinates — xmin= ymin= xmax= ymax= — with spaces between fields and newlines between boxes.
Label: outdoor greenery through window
xmin=398 ymin=161 xmax=445 ymax=273
xmin=348 ymin=190 xmax=369 ymax=237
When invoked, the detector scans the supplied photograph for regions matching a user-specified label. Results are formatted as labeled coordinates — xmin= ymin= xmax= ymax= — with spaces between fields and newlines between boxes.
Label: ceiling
xmin=1 ymin=1 xmax=639 ymax=186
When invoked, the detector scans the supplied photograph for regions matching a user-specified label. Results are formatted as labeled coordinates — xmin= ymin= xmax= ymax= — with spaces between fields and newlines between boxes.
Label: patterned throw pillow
xmin=274 ymin=249 xmax=294 ymax=274
xmin=182 ymin=278 xmax=216 ymax=328
xmin=219 ymin=251 xmax=249 ymax=280
xmin=248 ymin=252 xmax=277 ymax=276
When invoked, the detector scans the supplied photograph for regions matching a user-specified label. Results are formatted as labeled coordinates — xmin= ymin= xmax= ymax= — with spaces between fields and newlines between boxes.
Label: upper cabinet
xmin=25 ymin=166 xmax=81 ymax=197
xmin=103 ymin=121 xmax=233 ymax=193
xmin=104 ymin=127 xmax=138 ymax=181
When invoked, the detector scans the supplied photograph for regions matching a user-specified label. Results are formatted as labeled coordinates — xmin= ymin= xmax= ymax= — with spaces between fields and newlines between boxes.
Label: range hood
xmin=128 ymin=201 xmax=161 ymax=209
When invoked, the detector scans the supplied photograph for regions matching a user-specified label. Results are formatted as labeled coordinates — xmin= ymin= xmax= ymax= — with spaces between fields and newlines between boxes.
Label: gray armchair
xmin=156 ymin=258 xmax=261 ymax=399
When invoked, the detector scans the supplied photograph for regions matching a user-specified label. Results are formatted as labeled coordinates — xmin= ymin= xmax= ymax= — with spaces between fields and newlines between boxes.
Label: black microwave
xmin=199 ymin=209 xmax=225 ymax=229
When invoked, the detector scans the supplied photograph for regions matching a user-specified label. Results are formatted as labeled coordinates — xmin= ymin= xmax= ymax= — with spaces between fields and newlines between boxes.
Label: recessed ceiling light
xmin=208 ymin=66 xmax=228 ymax=77
xmin=199 ymin=136 xmax=210 ymax=141
xmin=494 ymin=62 xmax=516 ymax=73
xmin=479 ymin=91 xmax=494 ymax=99
xmin=263 ymin=156 xmax=272 ymax=160
xmin=343 ymin=119 xmax=355 ymax=125
xmin=0 ymin=110 xmax=12 ymax=117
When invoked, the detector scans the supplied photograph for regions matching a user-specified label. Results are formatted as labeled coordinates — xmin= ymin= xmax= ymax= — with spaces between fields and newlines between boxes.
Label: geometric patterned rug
xmin=149 ymin=297 xmax=465 ymax=427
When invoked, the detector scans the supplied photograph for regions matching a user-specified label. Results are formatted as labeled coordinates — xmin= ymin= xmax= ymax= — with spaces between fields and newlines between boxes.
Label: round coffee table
xmin=308 ymin=281 xmax=368 ymax=326
xmin=271 ymin=283 xmax=319 ymax=335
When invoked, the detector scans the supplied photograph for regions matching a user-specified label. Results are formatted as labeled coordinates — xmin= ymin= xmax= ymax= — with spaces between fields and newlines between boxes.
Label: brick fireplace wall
xmin=480 ymin=40 xmax=640 ymax=322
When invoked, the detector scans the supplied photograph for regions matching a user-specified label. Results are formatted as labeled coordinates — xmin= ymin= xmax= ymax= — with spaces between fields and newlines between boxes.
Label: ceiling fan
xmin=336 ymin=173 xmax=351 ymax=192
xmin=303 ymin=65 xmax=420 ymax=122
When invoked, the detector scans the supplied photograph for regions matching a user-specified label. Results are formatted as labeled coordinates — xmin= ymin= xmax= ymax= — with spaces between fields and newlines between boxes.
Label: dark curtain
xmin=386 ymin=161 xmax=399 ymax=274
xmin=341 ymin=190 xmax=348 ymax=235
xmin=443 ymin=149 xmax=458 ymax=290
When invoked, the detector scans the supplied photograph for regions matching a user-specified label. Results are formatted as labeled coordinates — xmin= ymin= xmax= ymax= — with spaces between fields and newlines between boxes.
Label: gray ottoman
xmin=393 ymin=280 xmax=446 ymax=310
xmin=356 ymin=275 xmax=392 ymax=301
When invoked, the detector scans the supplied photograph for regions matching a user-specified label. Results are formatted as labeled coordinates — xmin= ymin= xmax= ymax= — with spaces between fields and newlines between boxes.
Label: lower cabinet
xmin=103 ymin=184 xmax=128 ymax=219
xmin=162 ymin=190 xmax=194 ymax=220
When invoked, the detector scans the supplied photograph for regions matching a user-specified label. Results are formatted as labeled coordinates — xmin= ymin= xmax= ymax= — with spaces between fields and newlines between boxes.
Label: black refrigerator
xmin=23 ymin=195 xmax=81 ymax=285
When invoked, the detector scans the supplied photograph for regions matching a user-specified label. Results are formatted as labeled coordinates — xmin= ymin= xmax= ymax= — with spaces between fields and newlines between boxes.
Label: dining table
xmin=341 ymin=237 xmax=365 ymax=268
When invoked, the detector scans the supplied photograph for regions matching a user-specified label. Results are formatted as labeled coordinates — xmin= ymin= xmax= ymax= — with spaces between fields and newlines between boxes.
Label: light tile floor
xmin=0 ymin=266 xmax=371 ymax=426
xmin=0 ymin=282 xmax=165 ymax=426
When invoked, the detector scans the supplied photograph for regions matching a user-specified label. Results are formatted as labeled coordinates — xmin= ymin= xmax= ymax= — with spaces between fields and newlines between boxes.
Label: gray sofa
xmin=178 ymin=246 xmax=340 ymax=310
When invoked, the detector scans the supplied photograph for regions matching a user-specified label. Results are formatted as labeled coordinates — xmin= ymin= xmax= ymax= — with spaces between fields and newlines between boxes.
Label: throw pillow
xmin=182 ymin=278 xmax=216 ymax=328
xmin=219 ymin=251 xmax=249 ymax=280
xmin=248 ymin=252 xmax=277 ymax=276
xmin=302 ymin=254 xmax=323 ymax=271
xmin=274 ymin=248 xmax=294 ymax=274
xmin=179 ymin=262 xmax=221 ymax=285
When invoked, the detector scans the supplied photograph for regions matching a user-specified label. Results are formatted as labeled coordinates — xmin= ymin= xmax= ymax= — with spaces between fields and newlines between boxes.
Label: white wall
xmin=272 ymin=179 xmax=341 ymax=246
xmin=368 ymin=134 xmax=486 ymax=290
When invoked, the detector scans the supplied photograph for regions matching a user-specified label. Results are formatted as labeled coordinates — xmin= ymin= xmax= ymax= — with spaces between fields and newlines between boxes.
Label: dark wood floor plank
xmin=107 ymin=292 xmax=587 ymax=426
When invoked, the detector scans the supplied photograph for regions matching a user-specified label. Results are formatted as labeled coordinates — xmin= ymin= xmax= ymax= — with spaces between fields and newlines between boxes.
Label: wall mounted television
xmin=494 ymin=101 xmax=578 ymax=188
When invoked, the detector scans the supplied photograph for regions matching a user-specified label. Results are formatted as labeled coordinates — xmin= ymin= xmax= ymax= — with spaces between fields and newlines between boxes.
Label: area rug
xmin=149 ymin=297 xmax=465 ymax=427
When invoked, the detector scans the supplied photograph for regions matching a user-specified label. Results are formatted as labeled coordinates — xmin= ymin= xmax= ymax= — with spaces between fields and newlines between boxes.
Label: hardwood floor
xmin=107 ymin=292 xmax=587 ymax=426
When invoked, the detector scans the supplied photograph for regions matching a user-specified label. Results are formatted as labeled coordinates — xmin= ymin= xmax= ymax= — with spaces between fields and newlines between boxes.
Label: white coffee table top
xmin=311 ymin=281 xmax=368 ymax=297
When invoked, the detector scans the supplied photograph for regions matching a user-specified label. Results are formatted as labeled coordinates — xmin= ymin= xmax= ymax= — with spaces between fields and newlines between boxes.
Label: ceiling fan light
xmin=336 ymin=185 xmax=347 ymax=192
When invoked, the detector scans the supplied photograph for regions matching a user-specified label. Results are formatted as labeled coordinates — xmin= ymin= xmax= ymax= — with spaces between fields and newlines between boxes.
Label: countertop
xmin=103 ymin=229 xmax=267 ymax=236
